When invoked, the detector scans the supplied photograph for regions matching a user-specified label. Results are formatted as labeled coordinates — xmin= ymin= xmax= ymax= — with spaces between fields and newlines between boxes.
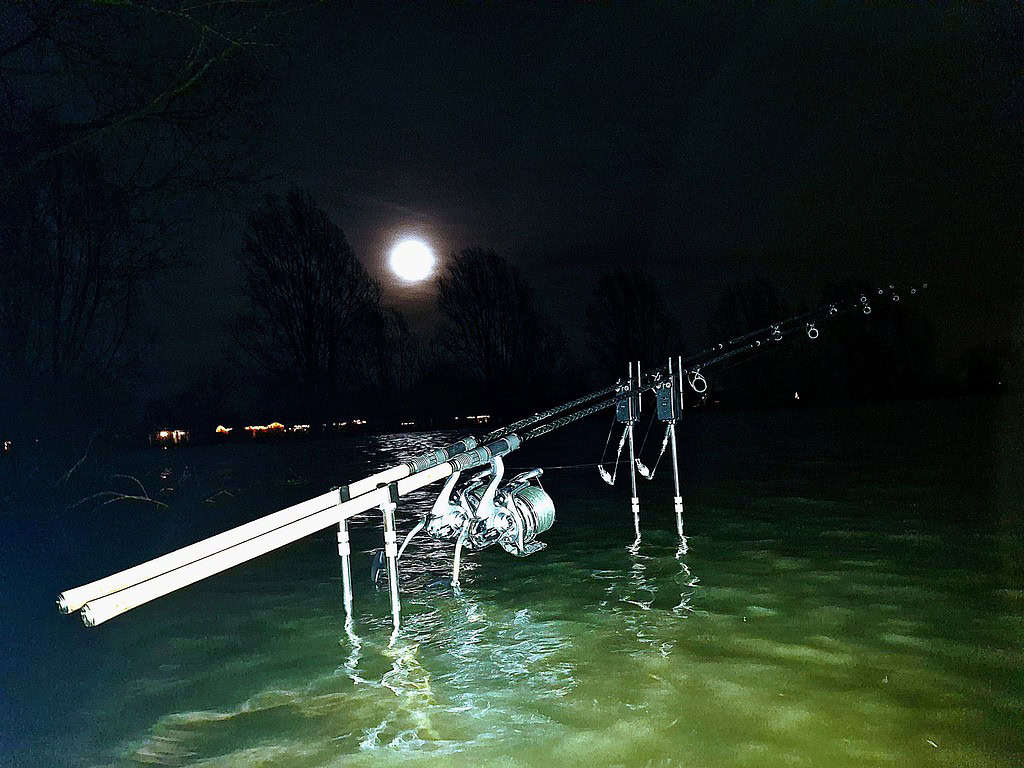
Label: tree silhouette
xmin=1 ymin=0 xmax=299 ymax=440
xmin=0 ymin=149 xmax=167 ymax=432
xmin=585 ymin=267 xmax=684 ymax=373
xmin=704 ymin=276 xmax=794 ymax=403
xmin=436 ymin=248 xmax=563 ymax=411
xmin=707 ymin=276 xmax=789 ymax=342
xmin=1 ymin=1 xmax=291 ymax=191
xmin=349 ymin=308 xmax=422 ymax=417
xmin=235 ymin=188 xmax=383 ymax=419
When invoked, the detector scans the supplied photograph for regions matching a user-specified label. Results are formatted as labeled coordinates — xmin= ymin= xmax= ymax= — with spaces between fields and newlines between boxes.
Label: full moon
xmin=388 ymin=238 xmax=435 ymax=283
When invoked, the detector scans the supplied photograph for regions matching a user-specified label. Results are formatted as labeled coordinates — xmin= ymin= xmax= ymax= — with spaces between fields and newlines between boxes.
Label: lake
xmin=3 ymin=399 xmax=1021 ymax=767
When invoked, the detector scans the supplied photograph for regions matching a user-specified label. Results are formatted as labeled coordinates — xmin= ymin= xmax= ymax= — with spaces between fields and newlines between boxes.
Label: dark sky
xmin=155 ymin=3 xmax=1020 ymax=395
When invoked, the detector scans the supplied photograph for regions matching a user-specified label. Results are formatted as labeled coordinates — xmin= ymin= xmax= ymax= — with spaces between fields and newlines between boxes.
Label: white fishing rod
xmin=56 ymin=436 xmax=480 ymax=615
xmin=57 ymin=383 xmax=617 ymax=617
xmin=69 ymin=436 xmax=523 ymax=627
xmin=57 ymin=393 xmax=615 ymax=626
xmin=72 ymin=391 xmax=611 ymax=628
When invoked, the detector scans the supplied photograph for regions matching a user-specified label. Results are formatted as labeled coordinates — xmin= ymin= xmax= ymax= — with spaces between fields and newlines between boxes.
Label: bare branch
xmin=54 ymin=432 xmax=99 ymax=487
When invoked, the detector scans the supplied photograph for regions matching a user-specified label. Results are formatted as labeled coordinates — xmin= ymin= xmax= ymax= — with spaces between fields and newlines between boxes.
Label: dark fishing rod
xmin=680 ymin=283 xmax=926 ymax=381
xmin=56 ymin=279 xmax=925 ymax=633
xmin=492 ymin=283 xmax=926 ymax=442
xmin=482 ymin=383 xmax=618 ymax=442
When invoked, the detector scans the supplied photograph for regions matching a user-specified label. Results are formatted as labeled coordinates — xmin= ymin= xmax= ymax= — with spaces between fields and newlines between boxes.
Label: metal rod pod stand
xmin=380 ymin=482 xmax=401 ymax=632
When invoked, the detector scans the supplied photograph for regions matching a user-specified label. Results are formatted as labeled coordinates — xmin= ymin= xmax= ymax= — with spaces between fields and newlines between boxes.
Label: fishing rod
xmin=55 ymin=282 xmax=923 ymax=632
xmin=679 ymin=283 xmax=926 ymax=379
xmin=54 ymin=386 xmax=617 ymax=618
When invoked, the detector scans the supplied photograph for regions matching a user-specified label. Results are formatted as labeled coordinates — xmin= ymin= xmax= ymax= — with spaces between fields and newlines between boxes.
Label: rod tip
xmin=80 ymin=604 xmax=96 ymax=627
xmin=56 ymin=594 xmax=70 ymax=614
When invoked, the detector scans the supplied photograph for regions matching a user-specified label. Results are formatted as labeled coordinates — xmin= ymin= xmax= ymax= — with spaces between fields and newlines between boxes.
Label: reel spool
xmin=467 ymin=469 xmax=555 ymax=556
xmin=423 ymin=462 xmax=555 ymax=557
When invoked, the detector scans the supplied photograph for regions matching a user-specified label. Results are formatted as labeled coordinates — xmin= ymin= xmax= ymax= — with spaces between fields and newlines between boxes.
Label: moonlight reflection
xmin=389 ymin=238 xmax=436 ymax=283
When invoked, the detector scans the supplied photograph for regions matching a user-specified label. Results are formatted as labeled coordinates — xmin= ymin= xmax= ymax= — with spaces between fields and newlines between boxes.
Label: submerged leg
xmin=669 ymin=422 xmax=685 ymax=544
xmin=381 ymin=494 xmax=401 ymax=632
xmin=337 ymin=520 xmax=353 ymax=619
xmin=627 ymin=422 xmax=641 ymax=544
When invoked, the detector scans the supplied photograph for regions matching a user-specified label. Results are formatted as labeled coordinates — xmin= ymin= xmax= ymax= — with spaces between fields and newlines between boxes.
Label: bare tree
xmin=0 ymin=0 xmax=296 ymax=192
xmin=437 ymin=248 xmax=563 ymax=410
xmin=707 ymin=276 xmax=789 ymax=342
xmin=355 ymin=308 xmax=421 ymax=406
xmin=0 ymin=149 xmax=168 ymax=426
xmin=0 ymin=0 xmax=304 ymax=437
xmin=585 ymin=267 xmax=684 ymax=373
xmin=235 ymin=188 xmax=384 ymax=418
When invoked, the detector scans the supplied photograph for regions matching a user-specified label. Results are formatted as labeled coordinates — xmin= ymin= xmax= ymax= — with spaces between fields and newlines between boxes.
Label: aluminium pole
xmin=627 ymin=361 xmax=641 ymax=542
xmin=337 ymin=520 xmax=354 ymax=619
xmin=380 ymin=484 xmax=401 ymax=631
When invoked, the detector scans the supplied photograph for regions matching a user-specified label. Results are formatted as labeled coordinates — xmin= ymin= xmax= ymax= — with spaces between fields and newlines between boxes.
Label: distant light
xmin=245 ymin=422 xmax=285 ymax=434
xmin=215 ymin=425 xmax=233 ymax=434
xmin=154 ymin=429 xmax=188 ymax=445
xmin=389 ymin=238 xmax=435 ymax=283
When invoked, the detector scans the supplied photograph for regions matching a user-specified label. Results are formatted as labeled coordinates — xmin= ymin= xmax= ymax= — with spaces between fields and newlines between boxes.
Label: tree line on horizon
xmin=1 ymin=177 xmax=988 ymax=449
xmin=0 ymin=2 xmax=1005 ymax=449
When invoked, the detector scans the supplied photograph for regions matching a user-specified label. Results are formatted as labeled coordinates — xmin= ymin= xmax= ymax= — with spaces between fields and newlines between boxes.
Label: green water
xmin=5 ymin=403 xmax=1023 ymax=766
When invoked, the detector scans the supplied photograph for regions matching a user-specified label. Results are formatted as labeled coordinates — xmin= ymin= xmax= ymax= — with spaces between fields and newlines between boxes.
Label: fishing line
xmin=637 ymin=407 xmax=656 ymax=455
xmin=506 ymin=459 xmax=633 ymax=472
xmin=484 ymin=384 xmax=617 ymax=441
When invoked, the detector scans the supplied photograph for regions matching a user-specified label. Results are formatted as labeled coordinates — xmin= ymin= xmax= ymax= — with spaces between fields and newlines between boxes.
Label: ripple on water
xmin=32 ymin=428 xmax=1023 ymax=768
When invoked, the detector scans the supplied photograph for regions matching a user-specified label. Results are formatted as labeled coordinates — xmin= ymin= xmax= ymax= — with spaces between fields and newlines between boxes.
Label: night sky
xmin=86 ymin=3 xmax=1022 ymax=398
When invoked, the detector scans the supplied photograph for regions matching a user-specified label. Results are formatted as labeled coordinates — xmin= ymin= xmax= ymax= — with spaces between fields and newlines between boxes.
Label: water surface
xmin=3 ymin=402 xmax=1021 ymax=767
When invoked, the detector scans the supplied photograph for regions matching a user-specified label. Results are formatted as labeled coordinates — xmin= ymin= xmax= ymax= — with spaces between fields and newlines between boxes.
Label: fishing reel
xmin=465 ymin=467 xmax=555 ymax=556
xmin=404 ymin=457 xmax=555 ymax=587
xmin=426 ymin=458 xmax=555 ymax=554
